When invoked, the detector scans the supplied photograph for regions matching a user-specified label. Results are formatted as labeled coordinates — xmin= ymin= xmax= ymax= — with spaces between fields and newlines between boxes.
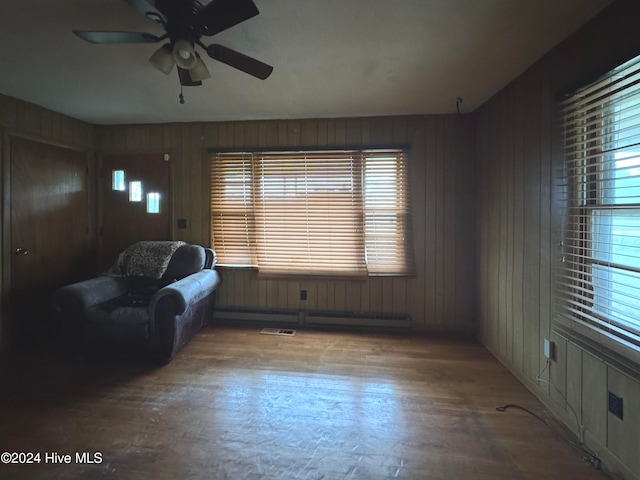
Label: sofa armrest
xmin=149 ymin=269 xmax=221 ymax=362
xmin=149 ymin=269 xmax=221 ymax=317
xmin=53 ymin=276 xmax=131 ymax=317
xmin=204 ymin=248 xmax=217 ymax=269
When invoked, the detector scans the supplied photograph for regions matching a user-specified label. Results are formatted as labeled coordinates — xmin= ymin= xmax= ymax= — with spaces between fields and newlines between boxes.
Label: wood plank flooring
xmin=0 ymin=326 xmax=611 ymax=480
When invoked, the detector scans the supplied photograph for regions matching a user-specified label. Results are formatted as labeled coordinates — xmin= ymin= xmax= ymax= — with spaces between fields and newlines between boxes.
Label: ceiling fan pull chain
xmin=179 ymin=84 xmax=185 ymax=104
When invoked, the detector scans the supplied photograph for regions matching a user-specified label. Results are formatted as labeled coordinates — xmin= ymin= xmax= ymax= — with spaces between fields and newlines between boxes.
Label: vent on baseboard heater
xmin=260 ymin=328 xmax=296 ymax=336
xmin=213 ymin=307 xmax=410 ymax=330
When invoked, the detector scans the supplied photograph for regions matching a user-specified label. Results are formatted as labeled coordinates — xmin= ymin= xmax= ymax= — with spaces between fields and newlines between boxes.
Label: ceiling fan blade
xmin=178 ymin=67 xmax=203 ymax=87
xmin=206 ymin=44 xmax=273 ymax=80
xmin=73 ymin=30 xmax=162 ymax=44
xmin=123 ymin=0 xmax=167 ymax=22
xmin=198 ymin=0 xmax=259 ymax=36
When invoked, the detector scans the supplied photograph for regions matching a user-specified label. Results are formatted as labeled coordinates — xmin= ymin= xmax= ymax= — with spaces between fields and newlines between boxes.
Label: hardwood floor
xmin=0 ymin=325 xmax=611 ymax=480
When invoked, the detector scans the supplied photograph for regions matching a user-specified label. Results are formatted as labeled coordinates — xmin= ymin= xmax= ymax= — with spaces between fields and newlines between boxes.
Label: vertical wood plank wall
xmin=97 ymin=115 xmax=475 ymax=334
xmin=0 ymin=94 xmax=95 ymax=349
xmin=474 ymin=1 xmax=640 ymax=478
xmin=0 ymin=95 xmax=94 ymax=151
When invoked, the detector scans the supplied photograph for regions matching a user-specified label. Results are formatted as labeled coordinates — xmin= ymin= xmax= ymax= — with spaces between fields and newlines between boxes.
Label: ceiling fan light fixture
xmin=190 ymin=55 xmax=211 ymax=81
xmin=173 ymin=40 xmax=197 ymax=70
xmin=149 ymin=44 xmax=175 ymax=75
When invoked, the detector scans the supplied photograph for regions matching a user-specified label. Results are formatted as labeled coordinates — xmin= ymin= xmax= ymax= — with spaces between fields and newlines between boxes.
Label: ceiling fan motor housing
xmin=155 ymin=0 xmax=205 ymax=46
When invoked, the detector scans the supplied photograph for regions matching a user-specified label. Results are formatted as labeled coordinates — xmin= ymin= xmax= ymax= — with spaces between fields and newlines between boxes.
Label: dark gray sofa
xmin=53 ymin=241 xmax=222 ymax=362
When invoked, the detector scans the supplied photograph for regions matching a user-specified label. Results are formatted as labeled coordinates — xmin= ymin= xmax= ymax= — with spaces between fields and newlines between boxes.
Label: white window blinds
xmin=558 ymin=54 xmax=640 ymax=359
xmin=210 ymin=153 xmax=254 ymax=266
xmin=253 ymin=151 xmax=367 ymax=276
xmin=363 ymin=151 xmax=413 ymax=275
xmin=210 ymin=149 xmax=414 ymax=277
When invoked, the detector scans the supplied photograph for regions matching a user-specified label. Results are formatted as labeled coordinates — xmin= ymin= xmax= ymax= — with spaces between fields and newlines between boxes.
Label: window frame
xmin=209 ymin=148 xmax=415 ymax=278
xmin=558 ymin=54 xmax=640 ymax=368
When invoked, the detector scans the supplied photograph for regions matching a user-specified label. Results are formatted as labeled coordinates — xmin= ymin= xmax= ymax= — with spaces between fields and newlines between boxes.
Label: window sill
xmin=553 ymin=322 xmax=640 ymax=382
xmin=214 ymin=265 xmax=415 ymax=281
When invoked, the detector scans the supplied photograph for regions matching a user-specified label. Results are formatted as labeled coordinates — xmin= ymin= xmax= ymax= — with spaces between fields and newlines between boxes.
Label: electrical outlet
xmin=608 ymin=391 xmax=623 ymax=420
xmin=543 ymin=338 xmax=555 ymax=360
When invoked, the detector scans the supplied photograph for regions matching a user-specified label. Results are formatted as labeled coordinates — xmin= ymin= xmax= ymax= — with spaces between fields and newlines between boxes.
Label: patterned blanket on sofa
xmin=107 ymin=241 xmax=187 ymax=279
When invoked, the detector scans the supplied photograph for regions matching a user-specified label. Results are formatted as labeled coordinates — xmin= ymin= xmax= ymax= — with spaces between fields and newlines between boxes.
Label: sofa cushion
xmin=84 ymin=305 xmax=151 ymax=344
xmin=159 ymin=245 xmax=205 ymax=287
xmin=87 ymin=304 xmax=149 ymax=325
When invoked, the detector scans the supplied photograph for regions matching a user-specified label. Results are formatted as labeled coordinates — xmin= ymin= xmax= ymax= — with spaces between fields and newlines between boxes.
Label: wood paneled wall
xmin=0 ymin=94 xmax=95 ymax=350
xmin=0 ymin=95 xmax=94 ymax=150
xmin=475 ymin=1 xmax=640 ymax=478
xmin=97 ymin=115 xmax=476 ymax=333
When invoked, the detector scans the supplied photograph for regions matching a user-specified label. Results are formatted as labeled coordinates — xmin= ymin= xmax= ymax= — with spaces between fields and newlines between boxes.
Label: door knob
xmin=15 ymin=248 xmax=29 ymax=255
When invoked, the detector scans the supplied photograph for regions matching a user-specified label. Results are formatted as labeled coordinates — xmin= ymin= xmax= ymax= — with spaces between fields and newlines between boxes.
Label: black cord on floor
xmin=495 ymin=403 xmax=602 ymax=470
xmin=495 ymin=403 xmax=547 ymax=424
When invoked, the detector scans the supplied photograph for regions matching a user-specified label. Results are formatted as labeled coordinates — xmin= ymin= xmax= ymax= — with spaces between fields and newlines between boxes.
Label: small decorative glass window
xmin=147 ymin=192 xmax=160 ymax=214
xmin=112 ymin=170 xmax=125 ymax=191
xmin=129 ymin=181 xmax=143 ymax=202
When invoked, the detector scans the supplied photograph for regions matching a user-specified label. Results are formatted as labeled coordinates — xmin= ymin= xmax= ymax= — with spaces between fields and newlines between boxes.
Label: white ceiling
xmin=0 ymin=0 xmax=612 ymax=125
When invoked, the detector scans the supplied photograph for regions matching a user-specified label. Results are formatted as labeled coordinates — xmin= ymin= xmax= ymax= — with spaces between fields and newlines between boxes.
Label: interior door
xmin=100 ymin=154 xmax=170 ymax=270
xmin=10 ymin=137 xmax=90 ymax=341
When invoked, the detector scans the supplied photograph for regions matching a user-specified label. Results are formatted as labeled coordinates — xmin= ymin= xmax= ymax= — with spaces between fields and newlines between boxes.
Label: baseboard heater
xmin=212 ymin=307 xmax=299 ymax=325
xmin=305 ymin=311 xmax=411 ymax=329
xmin=212 ymin=307 xmax=411 ymax=330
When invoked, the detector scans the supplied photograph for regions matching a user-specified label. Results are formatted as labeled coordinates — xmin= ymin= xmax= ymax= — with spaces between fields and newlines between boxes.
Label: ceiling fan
xmin=73 ymin=0 xmax=273 ymax=102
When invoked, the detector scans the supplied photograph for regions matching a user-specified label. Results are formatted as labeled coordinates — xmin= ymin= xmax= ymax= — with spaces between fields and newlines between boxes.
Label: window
xmin=210 ymin=149 xmax=414 ymax=276
xmin=129 ymin=181 xmax=142 ymax=202
xmin=559 ymin=54 xmax=640 ymax=362
xmin=147 ymin=192 xmax=160 ymax=213
xmin=112 ymin=170 xmax=125 ymax=191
